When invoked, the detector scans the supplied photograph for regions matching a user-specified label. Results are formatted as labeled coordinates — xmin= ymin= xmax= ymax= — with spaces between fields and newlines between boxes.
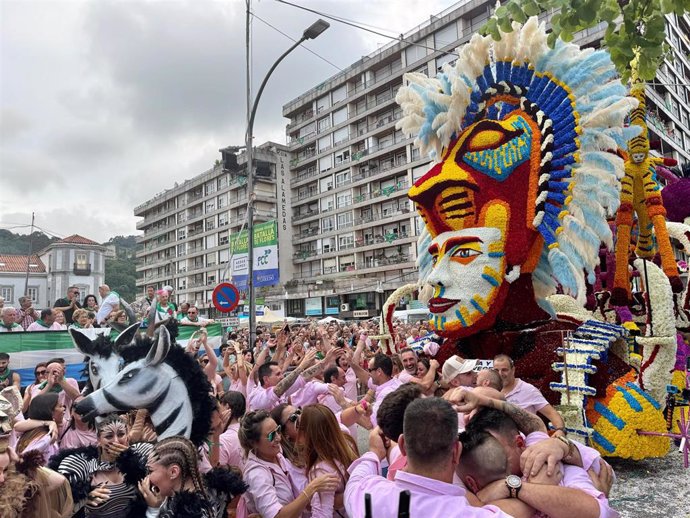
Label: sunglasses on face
xmin=200 ymin=359 xmax=209 ymax=365
xmin=285 ymin=409 xmax=302 ymax=427
xmin=267 ymin=425 xmax=282 ymax=442
xmin=36 ymin=370 xmax=47 ymax=376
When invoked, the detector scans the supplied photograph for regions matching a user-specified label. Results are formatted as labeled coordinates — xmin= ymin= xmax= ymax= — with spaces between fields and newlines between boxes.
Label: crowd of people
xmin=0 ymin=287 xmax=618 ymax=518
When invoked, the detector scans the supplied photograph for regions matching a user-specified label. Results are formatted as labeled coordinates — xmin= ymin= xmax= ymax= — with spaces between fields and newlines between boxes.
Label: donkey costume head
xmin=74 ymin=325 xmax=214 ymax=445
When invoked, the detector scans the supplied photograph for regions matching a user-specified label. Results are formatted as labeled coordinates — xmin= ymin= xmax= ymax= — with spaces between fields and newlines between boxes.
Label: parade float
xmin=382 ymin=14 xmax=690 ymax=460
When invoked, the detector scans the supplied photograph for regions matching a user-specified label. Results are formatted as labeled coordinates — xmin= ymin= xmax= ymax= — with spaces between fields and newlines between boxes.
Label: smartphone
xmin=283 ymin=323 xmax=291 ymax=335
xmin=229 ymin=354 xmax=237 ymax=364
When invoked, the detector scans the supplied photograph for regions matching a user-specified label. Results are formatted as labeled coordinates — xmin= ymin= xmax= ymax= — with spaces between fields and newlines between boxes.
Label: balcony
xmin=73 ymin=263 xmax=92 ymax=276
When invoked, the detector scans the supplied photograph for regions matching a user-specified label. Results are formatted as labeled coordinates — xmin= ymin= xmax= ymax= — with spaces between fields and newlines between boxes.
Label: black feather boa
xmin=205 ymin=466 xmax=248 ymax=498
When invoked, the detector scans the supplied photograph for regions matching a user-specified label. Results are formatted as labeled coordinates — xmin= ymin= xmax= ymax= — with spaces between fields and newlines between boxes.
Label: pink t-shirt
xmin=504 ymin=379 xmax=549 ymax=415
xmin=247 ymin=376 xmax=306 ymax=411
xmin=290 ymin=380 xmax=330 ymax=408
xmin=309 ymin=460 xmax=347 ymax=518
xmin=30 ymin=378 xmax=80 ymax=414
xmin=219 ymin=422 xmax=244 ymax=470
xmin=397 ymin=369 xmax=415 ymax=383
xmin=60 ymin=427 xmax=97 ymax=450
xmin=368 ymin=377 xmax=403 ymax=426
xmin=345 ymin=452 xmax=512 ymax=518
xmin=243 ymin=452 xmax=302 ymax=518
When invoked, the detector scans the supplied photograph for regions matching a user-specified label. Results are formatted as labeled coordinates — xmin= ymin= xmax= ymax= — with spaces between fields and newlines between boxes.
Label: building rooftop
xmin=0 ymin=254 xmax=46 ymax=273
xmin=56 ymin=234 xmax=101 ymax=246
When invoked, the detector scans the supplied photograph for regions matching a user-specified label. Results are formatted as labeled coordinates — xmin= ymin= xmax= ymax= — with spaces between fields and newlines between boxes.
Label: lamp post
xmin=245 ymin=18 xmax=330 ymax=349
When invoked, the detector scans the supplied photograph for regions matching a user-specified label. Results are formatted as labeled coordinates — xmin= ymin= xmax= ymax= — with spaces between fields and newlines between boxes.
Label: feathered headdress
xmin=396 ymin=17 xmax=640 ymax=304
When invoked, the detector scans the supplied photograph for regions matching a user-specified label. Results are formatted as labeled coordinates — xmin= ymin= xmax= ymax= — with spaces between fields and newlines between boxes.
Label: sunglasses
xmin=200 ymin=359 xmax=209 ymax=365
xmin=285 ymin=409 xmax=302 ymax=427
xmin=267 ymin=425 xmax=282 ymax=442
xmin=368 ymin=367 xmax=379 ymax=373
xmin=36 ymin=370 xmax=47 ymax=376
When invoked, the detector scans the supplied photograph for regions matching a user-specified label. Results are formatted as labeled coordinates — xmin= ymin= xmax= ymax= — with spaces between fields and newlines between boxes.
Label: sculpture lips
xmin=428 ymin=297 xmax=460 ymax=314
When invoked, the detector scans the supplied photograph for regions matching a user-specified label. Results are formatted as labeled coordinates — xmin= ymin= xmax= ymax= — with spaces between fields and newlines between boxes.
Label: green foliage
xmin=0 ymin=230 xmax=58 ymax=255
xmin=105 ymin=258 xmax=138 ymax=303
xmin=483 ymin=0 xmax=690 ymax=82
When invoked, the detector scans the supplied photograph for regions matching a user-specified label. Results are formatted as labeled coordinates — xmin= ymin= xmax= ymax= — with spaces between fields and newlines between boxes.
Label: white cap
xmin=163 ymin=285 xmax=174 ymax=293
xmin=442 ymin=356 xmax=479 ymax=382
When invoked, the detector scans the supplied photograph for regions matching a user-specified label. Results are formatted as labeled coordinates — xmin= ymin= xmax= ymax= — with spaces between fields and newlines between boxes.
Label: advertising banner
xmin=230 ymin=220 xmax=279 ymax=289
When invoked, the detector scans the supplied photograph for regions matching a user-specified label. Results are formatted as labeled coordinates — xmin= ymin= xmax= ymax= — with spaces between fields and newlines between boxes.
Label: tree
xmin=484 ymin=0 xmax=690 ymax=82
xmin=104 ymin=258 xmax=138 ymax=302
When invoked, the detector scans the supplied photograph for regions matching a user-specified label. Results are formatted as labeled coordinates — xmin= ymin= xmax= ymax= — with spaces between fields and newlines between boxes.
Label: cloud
xmin=1 ymin=0 xmax=451 ymax=243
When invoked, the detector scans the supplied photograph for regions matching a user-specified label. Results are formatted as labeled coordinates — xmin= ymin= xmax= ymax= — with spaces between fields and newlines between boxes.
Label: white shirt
xmin=96 ymin=292 xmax=120 ymax=324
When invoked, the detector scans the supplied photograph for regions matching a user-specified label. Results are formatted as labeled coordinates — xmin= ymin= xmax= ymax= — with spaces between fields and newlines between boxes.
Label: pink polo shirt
xmin=504 ymin=379 xmax=549 ymax=415
xmin=344 ymin=367 xmax=358 ymax=402
xmin=524 ymin=432 xmax=617 ymax=518
xmin=368 ymin=377 xmax=403 ymax=427
xmin=309 ymin=460 xmax=347 ymax=518
xmin=219 ymin=422 xmax=244 ymax=470
xmin=290 ymin=380 xmax=330 ymax=408
xmin=243 ymin=451 xmax=302 ymax=518
xmin=247 ymin=376 xmax=306 ymax=411
xmin=345 ymin=452 xmax=512 ymax=518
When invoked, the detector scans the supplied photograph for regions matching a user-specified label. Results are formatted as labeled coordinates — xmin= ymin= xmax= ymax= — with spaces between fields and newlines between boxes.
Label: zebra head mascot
xmin=73 ymin=324 xmax=214 ymax=446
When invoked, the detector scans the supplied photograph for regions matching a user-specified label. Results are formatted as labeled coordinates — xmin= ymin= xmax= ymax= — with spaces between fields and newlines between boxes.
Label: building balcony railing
xmin=73 ymin=263 xmax=92 ymax=276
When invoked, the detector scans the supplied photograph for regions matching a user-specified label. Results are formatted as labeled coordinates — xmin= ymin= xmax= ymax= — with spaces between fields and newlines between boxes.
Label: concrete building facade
xmin=281 ymin=1 xmax=690 ymax=318
xmin=133 ymin=143 xmax=289 ymax=315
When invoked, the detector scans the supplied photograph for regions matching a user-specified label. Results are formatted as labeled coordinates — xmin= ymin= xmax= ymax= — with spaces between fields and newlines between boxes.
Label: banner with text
xmin=230 ymin=220 xmax=279 ymax=289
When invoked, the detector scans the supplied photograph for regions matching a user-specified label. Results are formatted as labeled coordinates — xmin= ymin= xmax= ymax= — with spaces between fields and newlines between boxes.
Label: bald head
xmin=1 ymin=307 xmax=16 ymax=326
xmin=476 ymin=369 xmax=503 ymax=391
xmin=98 ymin=285 xmax=110 ymax=297
xmin=458 ymin=431 xmax=508 ymax=492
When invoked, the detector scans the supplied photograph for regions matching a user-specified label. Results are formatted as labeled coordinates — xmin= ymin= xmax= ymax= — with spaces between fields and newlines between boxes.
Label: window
xmin=436 ymin=53 xmax=457 ymax=71
xmin=218 ymin=213 xmax=228 ymax=226
xmin=316 ymin=95 xmax=330 ymax=113
xmin=218 ymin=194 xmax=227 ymax=208
xmin=405 ymin=44 xmax=426 ymax=66
xmin=337 ymin=193 xmax=352 ymax=207
xmin=217 ymin=175 xmax=228 ymax=189
xmin=178 ymin=229 xmax=186 ymax=240
xmin=1 ymin=287 xmax=13 ymax=303
xmin=206 ymin=201 xmax=215 ymax=212
xmin=219 ymin=249 xmax=230 ymax=263
xmin=75 ymin=253 xmax=88 ymax=268
xmin=318 ymin=135 xmax=331 ymax=152
xmin=333 ymin=127 xmax=349 ymax=145
xmin=337 ymin=212 xmax=353 ymax=228
xmin=318 ymin=116 xmax=331 ymax=132
xmin=27 ymin=287 xmax=38 ymax=302
xmin=332 ymin=107 xmax=347 ymax=126
xmin=322 ymin=217 xmax=335 ymax=233
xmin=335 ymin=171 xmax=350 ymax=187
xmin=332 ymin=85 xmax=347 ymax=104
xmin=319 ymin=155 xmax=333 ymax=172
xmin=434 ymin=23 xmax=458 ymax=49
xmin=335 ymin=150 xmax=350 ymax=165
xmin=339 ymin=234 xmax=354 ymax=249
xmin=205 ymin=181 xmax=217 ymax=195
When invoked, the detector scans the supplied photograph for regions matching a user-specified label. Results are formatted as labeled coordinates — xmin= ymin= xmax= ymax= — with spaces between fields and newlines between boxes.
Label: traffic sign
xmin=212 ymin=282 xmax=240 ymax=313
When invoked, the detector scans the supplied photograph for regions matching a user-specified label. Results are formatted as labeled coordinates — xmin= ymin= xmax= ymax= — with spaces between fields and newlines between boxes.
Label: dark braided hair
xmin=238 ymin=410 xmax=270 ymax=456
xmin=152 ymin=436 xmax=211 ymax=513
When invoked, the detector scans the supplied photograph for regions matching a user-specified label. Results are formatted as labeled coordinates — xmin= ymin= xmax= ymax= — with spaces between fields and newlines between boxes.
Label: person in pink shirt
xmin=238 ymin=409 xmax=340 ymax=518
xmin=335 ymin=354 xmax=358 ymax=402
xmin=30 ymin=361 xmax=80 ymax=415
xmin=494 ymin=354 xmax=567 ymax=437
xmin=218 ymin=391 xmax=246 ymax=470
xmin=298 ymin=404 xmax=359 ymax=518
xmin=350 ymin=353 xmax=403 ymax=427
xmin=344 ymin=398 xmax=514 ymax=518
xmin=26 ymin=309 xmax=63 ymax=331
xmin=290 ymin=379 xmax=332 ymax=408
xmin=318 ymin=366 xmax=353 ymax=416
xmin=397 ymin=348 xmax=440 ymax=392
xmin=13 ymin=393 xmax=65 ymax=464
xmin=451 ymin=390 xmax=616 ymax=518
xmin=442 ymin=355 xmax=481 ymax=388
xmin=59 ymin=407 xmax=97 ymax=450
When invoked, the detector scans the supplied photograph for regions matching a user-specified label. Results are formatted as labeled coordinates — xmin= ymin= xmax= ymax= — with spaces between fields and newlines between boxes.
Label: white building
xmin=0 ymin=234 xmax=106 ymax=308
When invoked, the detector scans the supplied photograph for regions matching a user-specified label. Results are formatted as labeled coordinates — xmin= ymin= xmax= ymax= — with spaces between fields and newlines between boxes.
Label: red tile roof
xmin=0 ymin=255 xmax=46 ymax=273
xmin=57 ymin=234 xmax=100 ymax=246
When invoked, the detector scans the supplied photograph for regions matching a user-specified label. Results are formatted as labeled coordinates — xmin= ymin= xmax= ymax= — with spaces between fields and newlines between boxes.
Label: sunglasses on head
xmin=267 ymin=425 xmax=282 ymax=442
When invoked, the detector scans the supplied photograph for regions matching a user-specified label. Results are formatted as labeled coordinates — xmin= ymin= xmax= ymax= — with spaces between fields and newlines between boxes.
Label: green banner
xmin=230 ymin=220 xmax=277 ymax=253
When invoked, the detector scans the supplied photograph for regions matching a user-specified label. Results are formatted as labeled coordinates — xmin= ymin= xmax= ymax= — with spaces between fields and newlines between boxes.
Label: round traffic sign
xmin=212 ymin=282 xmax=240 ymax=313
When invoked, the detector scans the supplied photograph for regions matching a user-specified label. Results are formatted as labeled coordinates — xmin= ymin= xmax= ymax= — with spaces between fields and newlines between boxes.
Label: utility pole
xmin=23 ymin=212 xmax=35 ymax=296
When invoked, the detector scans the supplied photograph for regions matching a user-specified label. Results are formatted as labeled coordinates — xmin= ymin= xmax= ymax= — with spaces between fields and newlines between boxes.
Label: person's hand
xmin=142 ymin=427 xmax=158 ymax=443
xmin=476 ymin=478 xmax=510 ymax=503
xmin=324 ymin=345 xmax=344 ymax=363
xmin=104 ymin=441 xmax=128 ymax=459
xmin=429 ymin=359 xmax=440 ymax=371
xmin=444 ymin=387 xmax=480 ymax=411
xmin=368 ymin=427 xmax=389 ymax=460
xmin=528 ymin=463 xmax=563 ymax=485
xmin=298 ymin=348 xmax=317 ymax=370
xmin=588 ymin=460 xmax=614 ymax=497
xmin=214 ymin=408 xmax=232 ymax=434
xmin=138 ymin=476 xmax=164 ymax=508
xmin=47 ymin=421 xmax=59 ymax=442
xmin=306 ymin=473 xmax=340 ymax=496
xmin=233 ymin=341 xmax=242 ymax=354
xmin=87 ymin=484 xmax=111 ymax=507
xmin=328 ymin=384 xmax=347 ymax=406
xmin=520 ymin=437 xmax=569 ymax=478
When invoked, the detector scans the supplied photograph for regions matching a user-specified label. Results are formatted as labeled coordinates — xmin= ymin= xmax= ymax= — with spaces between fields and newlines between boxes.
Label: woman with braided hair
xmin=139 ymin=436 xmax=247 ymax=518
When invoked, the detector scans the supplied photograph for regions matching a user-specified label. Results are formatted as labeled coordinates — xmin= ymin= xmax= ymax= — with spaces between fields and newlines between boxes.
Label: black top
xmin=54 ymin=298 xmax=82 ymax=323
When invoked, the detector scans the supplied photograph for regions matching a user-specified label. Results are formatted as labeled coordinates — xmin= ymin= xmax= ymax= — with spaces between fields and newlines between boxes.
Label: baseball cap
xmin=442 ymin=356 xmax=479 ymax=382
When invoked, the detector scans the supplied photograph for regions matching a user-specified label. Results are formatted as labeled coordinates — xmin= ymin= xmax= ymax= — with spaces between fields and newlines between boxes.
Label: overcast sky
xmin=1 ymin=0 xmax=451 ymax=243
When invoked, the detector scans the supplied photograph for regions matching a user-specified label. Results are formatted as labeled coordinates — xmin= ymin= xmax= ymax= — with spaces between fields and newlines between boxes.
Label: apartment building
xmin=282 ymin=0 xmax=690 ymax=319
xmin=134 ymin=143 xmax=289 ymax=315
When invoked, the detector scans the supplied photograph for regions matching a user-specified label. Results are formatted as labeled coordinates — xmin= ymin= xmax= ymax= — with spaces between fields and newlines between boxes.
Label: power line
xmin=273 ymin=0 xmax=460 ymax=57
xmin=250 ymin=12 xmax=344 ymax=72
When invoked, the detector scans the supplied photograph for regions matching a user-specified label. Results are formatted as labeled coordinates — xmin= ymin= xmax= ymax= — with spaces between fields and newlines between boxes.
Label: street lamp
xmin=245 ymin=18 xmax=330 ymax=349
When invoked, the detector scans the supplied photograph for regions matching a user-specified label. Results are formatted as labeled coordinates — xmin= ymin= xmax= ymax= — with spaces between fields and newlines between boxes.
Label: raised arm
xmin=274 ymin=349 xmax=316 ymax=397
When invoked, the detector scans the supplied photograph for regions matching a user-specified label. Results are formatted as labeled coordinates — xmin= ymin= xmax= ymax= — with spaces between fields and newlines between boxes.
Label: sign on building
xmin=230 ymin=220 xmax=279 ymax=289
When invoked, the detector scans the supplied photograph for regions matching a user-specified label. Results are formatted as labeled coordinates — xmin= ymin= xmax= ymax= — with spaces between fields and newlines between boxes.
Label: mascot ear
xmin=145 ymin=324 xmax=171 ymax=366
xmin=69 ymin=327 xmax=95 ymax=356
xmin=114 ymin=322 xmax=140 ymax=352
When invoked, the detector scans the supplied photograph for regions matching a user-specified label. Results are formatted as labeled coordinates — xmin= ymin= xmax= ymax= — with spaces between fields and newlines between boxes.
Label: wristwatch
xmin=505 ymin=475 xmax=522 ymax=498
xmin=556 ymin=435 xmax=575 ymax=461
